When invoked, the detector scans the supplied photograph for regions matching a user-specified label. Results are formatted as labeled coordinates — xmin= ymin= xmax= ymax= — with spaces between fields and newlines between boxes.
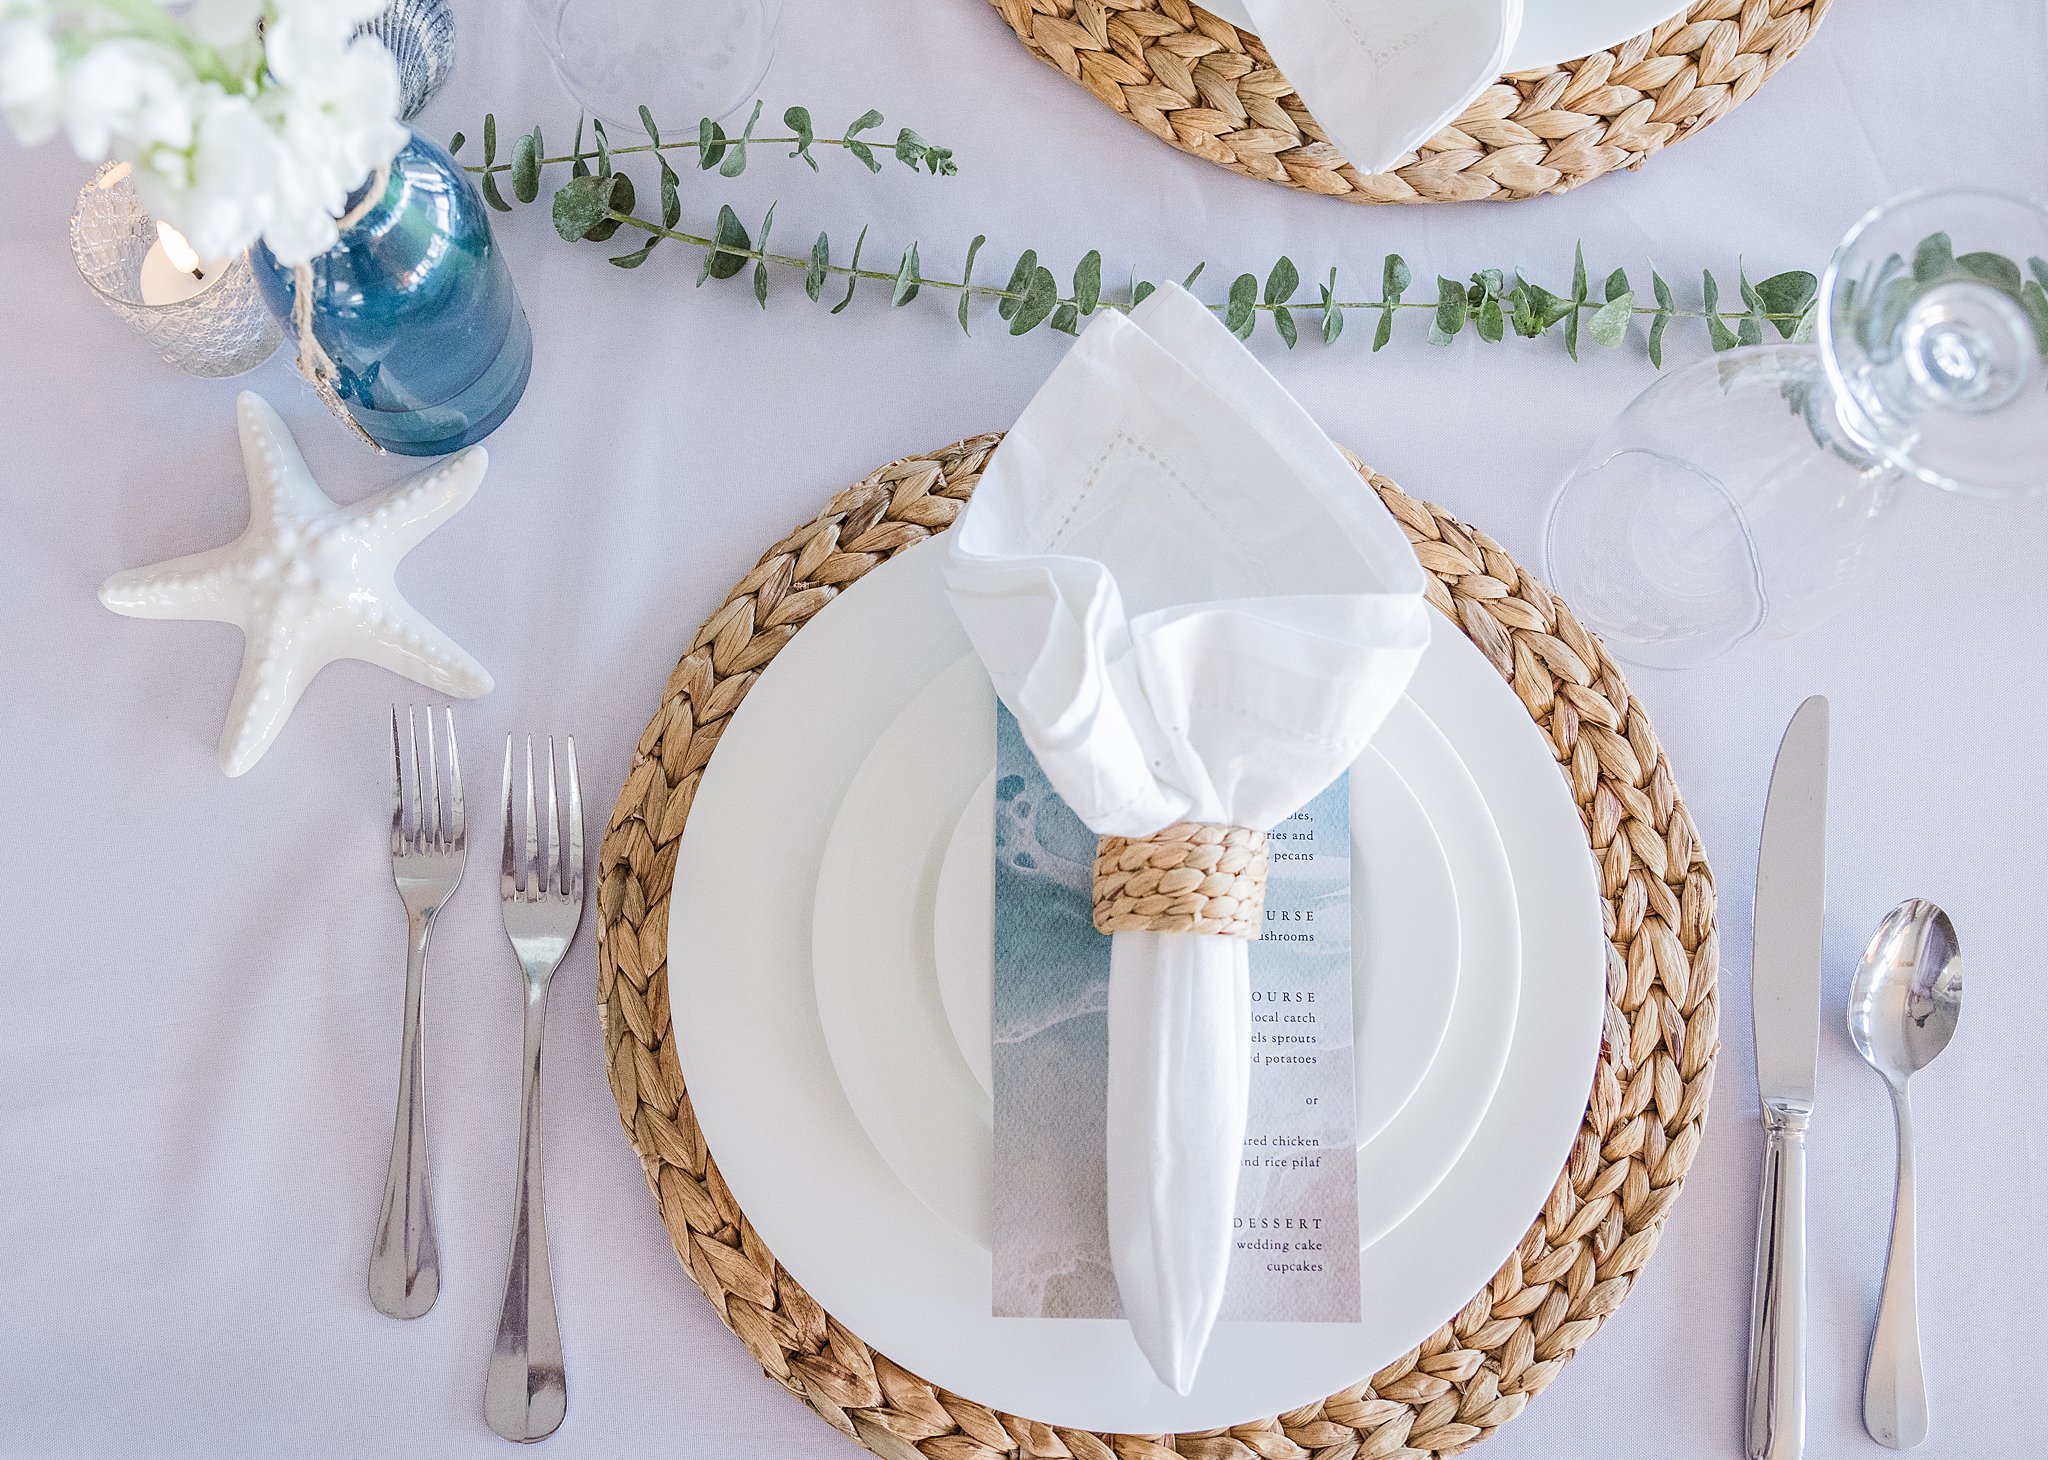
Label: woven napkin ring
xmin=1091 ymin=822 xmax=1271 ymax=939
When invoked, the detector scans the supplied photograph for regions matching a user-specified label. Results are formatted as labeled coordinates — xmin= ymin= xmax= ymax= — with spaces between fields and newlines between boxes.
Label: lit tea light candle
xmin=139 ymin=222 xmax=228 ymax=306
xmin=70 ymin=162 xmax=284 ymax=378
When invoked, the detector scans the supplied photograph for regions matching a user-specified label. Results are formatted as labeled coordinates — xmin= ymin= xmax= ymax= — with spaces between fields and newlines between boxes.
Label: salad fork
xmin=370 ymin=706 xmax=466 ymax=1320
xmin=484 ymin=735 xmax=584 ymax=1444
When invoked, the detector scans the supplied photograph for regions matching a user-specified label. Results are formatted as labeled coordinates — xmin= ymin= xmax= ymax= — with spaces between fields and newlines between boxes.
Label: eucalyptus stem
xmin=480 ymin=100 xmax=2048 ymax=365
xmin=610 ymin=212 xmax=1808 ymax=341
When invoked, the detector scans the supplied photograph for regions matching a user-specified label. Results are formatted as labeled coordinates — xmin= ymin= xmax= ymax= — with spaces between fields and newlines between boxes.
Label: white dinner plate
xmin=668 ymin=539 xmax=1606 ymax=1433
xmin=1196 ymin=0 xmax=1680 ymax=71
xmin=813 ymin=658 xmax=1520 ymax=1252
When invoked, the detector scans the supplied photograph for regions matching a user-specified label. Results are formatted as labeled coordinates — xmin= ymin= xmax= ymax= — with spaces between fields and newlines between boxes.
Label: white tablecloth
xmin=4 ymin=2 xmax=2044 ymax=1455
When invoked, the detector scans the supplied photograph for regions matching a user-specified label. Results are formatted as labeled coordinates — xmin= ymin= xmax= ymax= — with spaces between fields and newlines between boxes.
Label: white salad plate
xmin=813 ymin=655 xmax=1520 ymax=1252
xmin=668 ymin=539 xmax=1606 ymax=1434
xmin=1196 ymin=0 xmax=1680 ymax=71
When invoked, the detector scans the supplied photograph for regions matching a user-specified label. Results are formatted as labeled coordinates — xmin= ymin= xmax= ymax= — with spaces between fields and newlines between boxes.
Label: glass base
xmin=350 ymin=303 xmax=533 ymax=456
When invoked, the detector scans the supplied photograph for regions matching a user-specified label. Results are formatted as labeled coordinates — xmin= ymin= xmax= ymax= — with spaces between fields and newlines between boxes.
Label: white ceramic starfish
xmin=101 ymin=392 xmax=493 ymax=776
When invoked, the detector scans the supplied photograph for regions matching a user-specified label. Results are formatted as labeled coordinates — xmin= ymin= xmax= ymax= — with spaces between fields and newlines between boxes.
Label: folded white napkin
xmin=943 ymin=284 xmax=1430 ymax=1392
xmin=1240 ymin=0 xmax=1524 ymax=174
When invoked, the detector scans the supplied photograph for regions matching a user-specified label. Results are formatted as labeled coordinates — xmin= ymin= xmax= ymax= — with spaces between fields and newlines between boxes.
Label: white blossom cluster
xmin=1 ymin=0 xmax=406 ymax=265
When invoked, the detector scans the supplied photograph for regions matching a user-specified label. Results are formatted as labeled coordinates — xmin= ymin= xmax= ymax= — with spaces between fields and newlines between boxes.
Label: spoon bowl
xmin=1845 ymin=897 xmax=1962 ymax=1450
xmin=1847 ymin=899 xmax=1963 ymax=1086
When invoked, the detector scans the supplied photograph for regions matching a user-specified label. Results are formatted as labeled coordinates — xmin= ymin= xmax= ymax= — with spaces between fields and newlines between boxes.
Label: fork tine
xmin=407 ymin=707 xmax=424 ymax=853
xmin=389 ymin=706 xmax=403 ymax=860
xmin=524 ymin=735 xmax=540 ymax=903
xmin=500 ymin=733 xmax=516 ymax=898
xmin=545 ymin=738 xmax=561 ymax=897
xmin=445 ymin=709 xmax=464 ymax=849
xmin=566 ymin=737 xmax=584 ymax=903
xmin=424 ymin=707 xmax=442 ymax=849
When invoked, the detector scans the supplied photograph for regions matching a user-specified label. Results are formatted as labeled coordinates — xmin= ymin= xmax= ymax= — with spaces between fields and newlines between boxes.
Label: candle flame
xmin=155 ymin=221 xmax=203 ymax=278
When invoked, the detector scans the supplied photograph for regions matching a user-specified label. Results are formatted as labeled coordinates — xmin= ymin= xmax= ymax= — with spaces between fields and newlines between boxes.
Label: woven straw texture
xmin=596 ymin=437 xmax=1720 ymax=1459
xmin=988 ymin=0 xmax=1830 ymax=203
xmin=1094 ymin=822 xmax=1271 ymax=937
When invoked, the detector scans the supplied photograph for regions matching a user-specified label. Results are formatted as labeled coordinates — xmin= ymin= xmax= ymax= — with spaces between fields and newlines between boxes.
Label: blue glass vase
xmin=254 ymin=129 xmax=532 ymax=456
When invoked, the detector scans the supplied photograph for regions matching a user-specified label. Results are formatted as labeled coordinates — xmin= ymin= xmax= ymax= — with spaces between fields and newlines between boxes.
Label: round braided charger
xmin=596 ymin=437 xmax=1719 ymax=1459
xmin=988 ymin=0 xmax=1830 ymax=203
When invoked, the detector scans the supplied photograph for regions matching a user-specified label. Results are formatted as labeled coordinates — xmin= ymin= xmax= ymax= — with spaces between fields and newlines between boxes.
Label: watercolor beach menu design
xmin=991 ymin=704 xmax=1361 ymax=1322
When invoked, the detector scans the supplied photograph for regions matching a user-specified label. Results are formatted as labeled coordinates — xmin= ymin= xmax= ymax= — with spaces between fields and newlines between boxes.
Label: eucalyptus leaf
xmin=1265 ymin=256 xmax=1299 ymax=306
xmin=2020 ymin=280 xmax=2048 ymax=354
xmin=1074 ymin=250 xmax=1102 ymax=314
xmin=807 ymin=231 xmax=830 ymax=302
xmin=999 ymin=250 xmax=1038 ymax=322
xmin=638 ymin=107 xmax=661 ymax=145
xmin=1183 ymin=261 xmax=1206 ymax=289
xmin=892 ymin=243 xmax=921 ymax=306
xmin=482 ymin=112 xmax=497 ymax=166
xmin=2032 ymin=256 xmax=2048 ymax=291
xmin=1648 ymin=309 xmax=1670 ymax=367
xmin=845 ymin=108 xmax=884 ymax=173
xmin=958 ymin=234 xmax=986 ymax=334
xmin=1702 ymin=271 xmax=1739 ymax=351
xmin=583 ymin=172 xmax=632 ymax=242
xmin=551 ymin=172 xmax=614 ymax=241
xmin=1755 ymin=271 xmax=1818 ymax=338
xmin=1382 ymin=253 xmax=1411 ymax=301
xmin=785 ymin=106 xmax=818 ymax=169
xmin=720 ymin=100 xmax=762 ymax=178
xmin=1912 ymin=232 xmax=1955 ymax=282
xmin=1957 ymin=251 xmax=2023 ymax=290
xmin=1275 ymin=305 xmax=1297 ymax=348
xmin=1476 ymin=296 xmax=1504 ymax=343
xmin=659 ymin=155 xmax=680 ymax=229
xmin=832 ymin=225 xmax=868 ymax=314
xmin=592 ymin=116 xmax=612 ymax=176
xmin=1225 ymin=272 xmax=1257 ymax=339
xmin=510 ymin=130 xmax=541 ymax=204
xmin=609 ymin=238 xmax=659 ymax=269
xmin=697 ymin=118 xmax=726 ymax=170
xmin=480 ymin=170 xmax=511 ymax=213
xmin=1133 ymin=280 xmax=1157 ymax=306
xmin=699 ymin=203 xmax=751 ymax=283
xmin=449 ymin=130 xmax=466 ymax=155
xmin=1426 ymin=276 xmax=1466 ymax=346
xmin=1604 ymin=267 xmax=1629 ymax=303
xmin=1051 ymin=302 xmax=1080 ymax=335
xmin=1589 ymin=291 xmax=1632 ymax=348
xmin=1009 ymin=266 xmax=1059 ymax=336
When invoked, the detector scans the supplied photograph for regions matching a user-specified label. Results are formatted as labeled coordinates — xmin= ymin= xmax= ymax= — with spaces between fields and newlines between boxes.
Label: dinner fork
xmin=484 ymin=735 xmax=584 ymax=1444
xmin=370 ymin=706 xmax=465 ymax=1320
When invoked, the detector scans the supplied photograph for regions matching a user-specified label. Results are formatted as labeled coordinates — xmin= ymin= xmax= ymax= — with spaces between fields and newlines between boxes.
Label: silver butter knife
xmin=1746 ymin=695 xmax=1829 ymax=1460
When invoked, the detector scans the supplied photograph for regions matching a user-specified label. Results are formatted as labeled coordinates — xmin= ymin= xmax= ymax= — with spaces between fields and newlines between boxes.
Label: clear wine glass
xmin=523 ymin=0 xmax=784 ymax=133
xmin=1543 ymin=188 xmax=2048 ymax=669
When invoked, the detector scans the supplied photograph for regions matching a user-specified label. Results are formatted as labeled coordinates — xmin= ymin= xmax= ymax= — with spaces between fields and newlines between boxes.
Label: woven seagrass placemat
xmin=988 ymin=0 xmax=1830 ymax=203
xmin=596 ymin=438 xmax=1719 ymax=1458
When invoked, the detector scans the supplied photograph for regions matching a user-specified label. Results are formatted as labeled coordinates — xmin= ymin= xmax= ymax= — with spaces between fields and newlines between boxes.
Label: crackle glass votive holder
xmin=69 ymin=163 xmax=285 ymax=379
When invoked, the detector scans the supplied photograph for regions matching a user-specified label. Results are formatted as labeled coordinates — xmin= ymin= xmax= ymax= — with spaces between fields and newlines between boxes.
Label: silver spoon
xmin=1845 ymin=899 xmax=1962 ymax=1450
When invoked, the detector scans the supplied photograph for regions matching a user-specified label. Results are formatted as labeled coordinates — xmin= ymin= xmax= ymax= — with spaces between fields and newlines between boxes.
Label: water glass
xmin=523 ymin=0 xmax=784 ymax=131
xmin=1544 ymin=188 xmax=2048 ymax=669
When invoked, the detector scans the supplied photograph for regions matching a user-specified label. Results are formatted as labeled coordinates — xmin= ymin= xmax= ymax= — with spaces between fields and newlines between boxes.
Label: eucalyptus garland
xmin=460 ymin=106 xmax=2048 ymax=369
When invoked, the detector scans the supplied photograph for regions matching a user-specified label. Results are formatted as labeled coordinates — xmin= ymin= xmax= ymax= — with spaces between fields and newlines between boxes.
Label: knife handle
xmin=1747 ymin=1106 xmax=1808 ymax=1460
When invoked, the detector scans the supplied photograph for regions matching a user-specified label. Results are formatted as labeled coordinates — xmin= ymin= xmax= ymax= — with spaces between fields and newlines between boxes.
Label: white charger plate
xmin=1197 ymin=0 xmax=1681 ymax=71
xmin=813 ymin=658 xmax=1520 ymax=1253
xmin=668 ymin=539 xmax=1606 ymax=1433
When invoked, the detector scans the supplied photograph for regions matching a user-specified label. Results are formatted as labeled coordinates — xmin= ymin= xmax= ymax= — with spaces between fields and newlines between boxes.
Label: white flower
xmin=3 ymin=0 xmax=406 ymax=265
xmin=63 ymin=37 xmax=194 ymax=160
xmin=0 ymin=17 xmax=62 ymax=145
